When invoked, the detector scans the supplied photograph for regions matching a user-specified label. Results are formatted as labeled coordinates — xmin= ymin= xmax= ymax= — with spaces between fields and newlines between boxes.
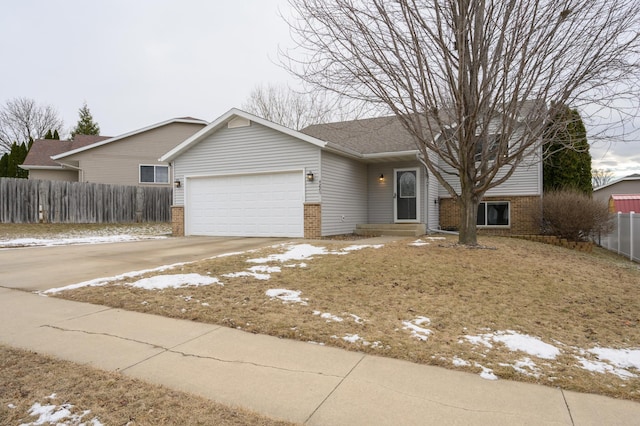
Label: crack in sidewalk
xmin=40 ymin=324 xmax=346 ymax=379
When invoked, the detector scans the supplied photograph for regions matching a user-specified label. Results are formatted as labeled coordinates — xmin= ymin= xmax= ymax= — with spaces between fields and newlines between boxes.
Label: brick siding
xmin=304 ymin=203 xmax=322 ymax=238
xmin=439 ymin=195 xmax=541 ymax=235
xmin=171 ymin=206 xmax=185 ymax=237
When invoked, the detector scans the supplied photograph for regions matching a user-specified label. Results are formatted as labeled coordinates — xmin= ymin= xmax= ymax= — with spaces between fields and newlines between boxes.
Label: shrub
xmin=536 ymin=189 xmax=613 ymax=241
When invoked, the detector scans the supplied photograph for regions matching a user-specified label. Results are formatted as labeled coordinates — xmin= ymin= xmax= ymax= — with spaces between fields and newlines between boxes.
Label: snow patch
xmin=313 ymin=311 xmax=344 ymax=322
xmin=589 ymin=347 xmax=640 ymax=370
xmin=342 ymin=244 xmax=384 ymax=251
xmin=576 ymin=357 xmax=637 ymax=380
xmin=1 ymin=234 xmax=166 ymax=248
xmin=249 ymin=244 xmax=329 ymax=263
xmin=464 ymin=330 xmax=559 ymax=359
xmin=266 ymin=289 xmax=308 ymax=305
xmin=130 ymin=274 xmax=222 ymax=290
xmin=409 ymin=239 xmax=430 ymax=247
xmin=403 ymin=316 xmax=432 ymax=341
xmin=452 ymin=357 xmax=471 ymax=367
xmin=22 ymin=402 xmax=102 ymax=426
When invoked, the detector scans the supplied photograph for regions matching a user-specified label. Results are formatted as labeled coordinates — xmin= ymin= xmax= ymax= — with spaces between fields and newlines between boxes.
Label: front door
xmin=394 ymin=168 xmax=419 ymax=222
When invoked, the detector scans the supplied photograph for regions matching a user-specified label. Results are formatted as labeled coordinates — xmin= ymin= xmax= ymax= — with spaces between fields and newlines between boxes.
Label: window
xmin=477 ymin=201 xmax=510 ymax=227
xmin=474 ymin=134 xmax=502 ymax=162
xmin=140 ymin=165 xmax=169 ymax=184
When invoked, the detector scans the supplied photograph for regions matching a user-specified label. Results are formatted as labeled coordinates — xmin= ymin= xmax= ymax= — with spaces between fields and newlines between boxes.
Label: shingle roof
xmin=301 ymin=115 xmax=421 ymax=154
xmin=610 ymin=194 xmax=640 ymax=213
xmin=23 ymin=135 xmax=111 ymax=167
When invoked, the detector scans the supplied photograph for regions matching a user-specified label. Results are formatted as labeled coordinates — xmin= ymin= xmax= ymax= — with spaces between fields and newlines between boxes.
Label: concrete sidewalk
xmin=1 ymin=288 xmax=639 ymax=425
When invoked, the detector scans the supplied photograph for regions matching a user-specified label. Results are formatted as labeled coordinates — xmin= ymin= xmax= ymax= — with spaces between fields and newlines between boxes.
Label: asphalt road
xmin=0 ymin=236 xmax=287 ymax=292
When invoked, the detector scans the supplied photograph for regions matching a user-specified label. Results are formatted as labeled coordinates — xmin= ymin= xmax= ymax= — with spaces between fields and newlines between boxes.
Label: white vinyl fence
xmin=601 ymin=212 xmax=639 ymax=263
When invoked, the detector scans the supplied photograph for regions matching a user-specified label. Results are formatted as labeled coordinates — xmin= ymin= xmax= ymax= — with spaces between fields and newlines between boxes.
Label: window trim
xmin=477 ymin=201 xmax=510 ymax=228
xmin=139 ymin=164 xmax=169 ymax=184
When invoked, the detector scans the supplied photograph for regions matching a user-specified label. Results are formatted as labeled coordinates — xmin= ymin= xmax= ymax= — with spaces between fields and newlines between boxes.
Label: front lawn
xmin=48 ymin=235 xmax=640 ymax=401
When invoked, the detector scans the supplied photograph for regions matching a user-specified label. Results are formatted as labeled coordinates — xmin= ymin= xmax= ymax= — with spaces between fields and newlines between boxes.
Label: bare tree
xmin=283 ymin=0 xmax=640 ymax=245
xmin=592 ymin=168 xmax=616 ymax=189
xmin=242 ymin=83 xmax=354 ymax=130
xmin=0 ymin=97 xmax=65 ymax=151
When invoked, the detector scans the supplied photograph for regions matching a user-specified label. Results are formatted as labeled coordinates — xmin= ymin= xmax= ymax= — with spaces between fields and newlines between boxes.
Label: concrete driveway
xmin=0 ymin=236 xmax=287 ymax=292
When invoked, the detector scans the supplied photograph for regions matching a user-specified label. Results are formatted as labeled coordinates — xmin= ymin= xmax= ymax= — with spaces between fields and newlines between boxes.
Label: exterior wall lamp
xmin=306 ymin=171 xmax=314 ymax=182
xmin=174 ymin=179 xmax=181 ymax=188
xmin=379 ymin=173 xmax=384 ymax=182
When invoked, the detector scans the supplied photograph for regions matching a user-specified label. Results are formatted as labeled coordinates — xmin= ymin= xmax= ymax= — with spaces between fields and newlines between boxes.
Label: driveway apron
xmin=0 ymin=236 xmax=286 ymax=292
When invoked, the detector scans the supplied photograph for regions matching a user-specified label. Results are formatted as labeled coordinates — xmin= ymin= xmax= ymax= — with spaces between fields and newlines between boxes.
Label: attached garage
xmin=185 ymin=170 xmax=304 ymax=237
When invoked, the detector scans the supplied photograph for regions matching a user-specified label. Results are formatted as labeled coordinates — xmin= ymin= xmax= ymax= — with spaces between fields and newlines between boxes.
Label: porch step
xmin=355 ymin=223 xmax=426 ymax=237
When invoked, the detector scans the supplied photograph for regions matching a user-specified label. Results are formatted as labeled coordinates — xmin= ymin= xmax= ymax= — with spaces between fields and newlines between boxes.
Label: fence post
xmin=617 ymin=212 xmax=622 ymax=255
xmin=136 ymin=187 xmax=144 ymax=223
xmin=631 ymin=211 xmax=635 ymax=262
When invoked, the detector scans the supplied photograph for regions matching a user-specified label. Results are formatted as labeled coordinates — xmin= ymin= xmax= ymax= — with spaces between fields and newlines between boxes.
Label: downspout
xmin=417 ymin=153 xmax=458 ymax=236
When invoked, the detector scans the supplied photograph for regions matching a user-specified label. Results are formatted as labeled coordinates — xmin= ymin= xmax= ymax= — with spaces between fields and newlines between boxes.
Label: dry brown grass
xmin=0 ymin=345 xmax=296 ymax=425
xmin=0 ymin=222 xmax=171 ymax=240
xmin=51 ymin=236 xmax=640 ymax=401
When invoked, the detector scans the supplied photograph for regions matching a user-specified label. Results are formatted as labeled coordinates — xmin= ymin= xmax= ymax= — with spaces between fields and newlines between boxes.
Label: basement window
xmin=477 ymin=201 xmax=510 ymax=227
xmin=140 ymin=165 xmax=169 ymax=184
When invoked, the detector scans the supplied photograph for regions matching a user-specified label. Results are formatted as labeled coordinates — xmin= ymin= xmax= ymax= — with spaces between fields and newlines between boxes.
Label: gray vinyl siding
xmin=426 ymin=161 xmax=440 ymax=230
xmin=173 ymin=122 xmax=321 ymax=206
xmin=320 ymin=151 xmax=367 ymax=236
xmin=438 ymin=146 xmax=543 ymax=198
xmin=367 ymin=161 xmax=426 ymax=224
xmin=65 ymin=122 xmax=205 ymax=186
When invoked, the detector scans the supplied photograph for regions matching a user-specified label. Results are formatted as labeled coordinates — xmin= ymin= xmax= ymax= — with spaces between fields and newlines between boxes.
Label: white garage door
xmin=186 ymin=171 xmax=304 ymax=237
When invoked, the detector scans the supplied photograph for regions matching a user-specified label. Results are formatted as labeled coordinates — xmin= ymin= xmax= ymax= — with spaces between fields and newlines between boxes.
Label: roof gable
xmin=53 ymin=117 xmax=208 ymax=160
xmin=160 ymin=108 xmax=328 ymax=162
xmin=22 ymin=136 xmax=111 ymax=168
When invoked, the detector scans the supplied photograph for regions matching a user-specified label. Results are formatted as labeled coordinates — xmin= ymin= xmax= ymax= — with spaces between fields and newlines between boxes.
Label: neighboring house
xmin=21 ymin=118 xmax=208 ymax=186
xmin=21 ymin=135 xmax=111 ymax=181
xmin=608 ymin=194 xmax=640 ymax=214
xmin=161 ymin=108 xmax=542 ymax=238
xmin=593 ymin=174 xmax=640 ymax=205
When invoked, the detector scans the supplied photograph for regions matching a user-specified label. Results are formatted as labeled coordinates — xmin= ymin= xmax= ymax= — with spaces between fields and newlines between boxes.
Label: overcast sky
xmin=1 ymin=0 xmax=637 ymax=179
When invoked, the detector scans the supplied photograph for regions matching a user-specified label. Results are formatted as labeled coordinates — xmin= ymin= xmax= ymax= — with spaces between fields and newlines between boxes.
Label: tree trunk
xmin=458 ymin=188 xmax=481 ymax=246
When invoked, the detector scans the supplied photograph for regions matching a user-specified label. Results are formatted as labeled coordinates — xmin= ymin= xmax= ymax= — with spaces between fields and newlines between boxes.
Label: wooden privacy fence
xmin=0 ymin=178 xmax=172 ymax=223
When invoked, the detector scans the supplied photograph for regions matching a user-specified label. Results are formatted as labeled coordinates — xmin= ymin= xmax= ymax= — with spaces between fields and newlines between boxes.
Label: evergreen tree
xmin=0 ymin=140 xmax=31 ymax=178
xmin=0 ymin=152 xmax=8 ymax=176
xmin=71 ymin=102 xmax=100 ymax=138
xmin=44 ymin=129 xmax=53 ymax=139
xmin=543 ymin=106 xmax=592 ymax=195
xmin=53 ymin=129 xmax=60 ymax=140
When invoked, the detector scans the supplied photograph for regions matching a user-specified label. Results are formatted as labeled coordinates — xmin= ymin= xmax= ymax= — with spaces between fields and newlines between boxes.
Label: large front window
xmin=140 ymin=165 xmax=169 ymax=184
xmin=477 ymin=201 xmax=510 ymax=226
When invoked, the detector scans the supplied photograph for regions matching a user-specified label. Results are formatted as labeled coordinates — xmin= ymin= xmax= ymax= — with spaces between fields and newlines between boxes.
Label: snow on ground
xmin=40 ymin=240 xmax=640 ymax=384
xmin=0 ymin=234 xmax=166 ymax=248
xmin=248 ymin=243 xmax=383 ymax=263
xmin=265 ymin=289 xmax=308 ymax=305
xmin=16 ymin=394 xmax=103 ymax=426
xmin=342 ymin=244 xmax=384 ymax=251
xmin=130 ymin=274 xmax=222 ymax=290
xmin=589 ymin=347 xmax=640 ymax=370
xmin=409 ymin=239 xmax=430 ymax=246
xmin=464 ymin=330 xmax=560 ymax=359
xmin=313 ymin=311 xmax=344 ymax=322
xmin=403 ymin=316 xmax=433 ymax=341
xmin=223 ymin=265 xmax=281 ymax=281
